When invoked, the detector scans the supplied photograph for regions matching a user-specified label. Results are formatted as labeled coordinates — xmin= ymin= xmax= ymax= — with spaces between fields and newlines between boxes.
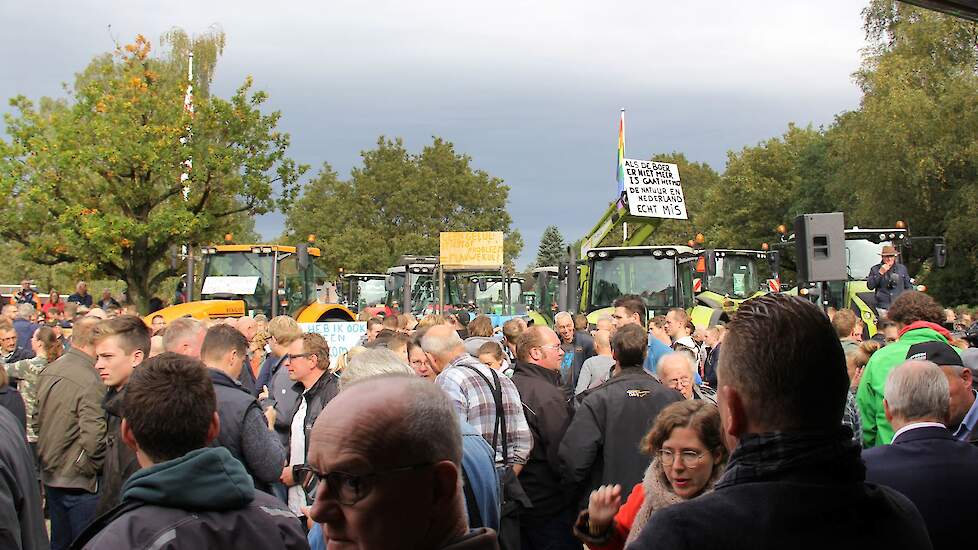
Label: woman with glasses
xmin=573 ymin=400 xmax=727 ymax=549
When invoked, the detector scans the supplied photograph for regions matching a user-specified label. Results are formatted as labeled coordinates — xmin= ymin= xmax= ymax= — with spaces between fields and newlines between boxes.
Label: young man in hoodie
xmin=91 ymin=316 xmax=150 ymax=516
xmin=72 ymin=352 xmax=307 ymax=549
xmin=857 ymin=291 xmax=956 ymax=447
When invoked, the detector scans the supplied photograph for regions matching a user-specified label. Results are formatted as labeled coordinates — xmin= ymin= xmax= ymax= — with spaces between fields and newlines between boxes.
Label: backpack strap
xmin=460 ymin=364 xmax=509 ymax=465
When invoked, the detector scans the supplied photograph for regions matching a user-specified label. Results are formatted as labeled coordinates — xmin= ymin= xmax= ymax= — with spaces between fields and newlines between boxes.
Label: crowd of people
xmin=2 ymin=272 xmax=977 ymax=550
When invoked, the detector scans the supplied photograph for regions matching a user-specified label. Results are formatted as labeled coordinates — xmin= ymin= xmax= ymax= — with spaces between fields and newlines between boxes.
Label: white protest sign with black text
xmin=622 ymin=159 xmax=688 ymax=219
xmin=300 ymin=322 xmax=367 ymax=371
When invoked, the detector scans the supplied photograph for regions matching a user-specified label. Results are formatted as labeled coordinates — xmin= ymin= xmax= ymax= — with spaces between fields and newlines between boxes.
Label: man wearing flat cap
xmin=867 ymin=245 xmax=913 ymax=316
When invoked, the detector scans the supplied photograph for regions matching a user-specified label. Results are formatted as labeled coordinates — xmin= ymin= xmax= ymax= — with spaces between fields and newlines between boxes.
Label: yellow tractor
xmin=145 ymin=243 xmax=354 ymax=324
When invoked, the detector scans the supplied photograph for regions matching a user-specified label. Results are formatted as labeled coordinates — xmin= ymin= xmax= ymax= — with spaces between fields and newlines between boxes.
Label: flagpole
xmin=619 ymin=108 xmax=626 ymax=243
xmin=182 ymin=52 xmax=195 ymax=302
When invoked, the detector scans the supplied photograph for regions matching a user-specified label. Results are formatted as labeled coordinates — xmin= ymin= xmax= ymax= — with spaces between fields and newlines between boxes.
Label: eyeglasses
xmin=656 ymin=449 xmax=707 ymax=468
xmin=1 ymin=336 xmax=17 ymax=342
xmin=293 ymin=463 xmax=432 ymax=505
xmin=535 ymin=344 xmax=562 ymax=352
xmin=288 ymin=353 xmax=315 ymax=360
xmin=665 ymin=376 xmax=692 ymax=389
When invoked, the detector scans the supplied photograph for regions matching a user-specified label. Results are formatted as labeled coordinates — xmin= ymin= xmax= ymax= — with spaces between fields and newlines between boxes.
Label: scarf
xmin=715 ymin=428 xmax=863 ymax=491
xmin=624 ymin=457 xmax=720 ymax=546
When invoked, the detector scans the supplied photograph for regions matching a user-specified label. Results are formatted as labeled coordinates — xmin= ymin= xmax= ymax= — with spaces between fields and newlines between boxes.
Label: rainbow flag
xmin=616 ymin=109 xmax=625 ymax=200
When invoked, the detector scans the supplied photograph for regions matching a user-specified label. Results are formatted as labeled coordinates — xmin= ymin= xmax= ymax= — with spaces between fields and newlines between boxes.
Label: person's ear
xmin=121 ymin=418 xmax=139 ymax=452
xmin=718 ymin=385 xmax=746 ymax=450
xmin=204 ymin=412 xmax=221 ymax=445
xmin=429 ymin=460 xmax=460 ymax=508
xmin=131 ymin=349 xmax=144 ymax=367
xmin=961 ymin=367 xmax=972 ymax=387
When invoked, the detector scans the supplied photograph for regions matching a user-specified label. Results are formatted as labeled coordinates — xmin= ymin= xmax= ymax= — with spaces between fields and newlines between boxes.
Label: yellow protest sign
xmin=440 ymin=232 xmax=504 ymax=267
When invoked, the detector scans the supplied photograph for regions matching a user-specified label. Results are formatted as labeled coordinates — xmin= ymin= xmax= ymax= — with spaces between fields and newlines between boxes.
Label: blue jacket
xmin=863 ymin=425 xmax=978 ymax=550
xmin=866 ymin=262 xmax=912 ymax=310
xmin=461 ymin=421 xmax=501 ymax=531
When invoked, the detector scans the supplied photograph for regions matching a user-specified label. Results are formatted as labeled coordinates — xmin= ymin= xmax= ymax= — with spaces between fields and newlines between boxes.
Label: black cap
xmin=906 ymin=341 xmax=964 ymax=367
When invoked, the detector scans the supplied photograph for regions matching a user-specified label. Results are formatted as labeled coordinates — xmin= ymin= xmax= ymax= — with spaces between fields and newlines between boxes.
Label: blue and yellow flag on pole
xmin=616 ymin=109 xmax=625 ymax=196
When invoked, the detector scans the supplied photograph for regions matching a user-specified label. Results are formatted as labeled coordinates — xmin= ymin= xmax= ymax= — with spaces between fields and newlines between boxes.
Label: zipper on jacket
xmin=75 ymin=449 xmax=86 ymax=465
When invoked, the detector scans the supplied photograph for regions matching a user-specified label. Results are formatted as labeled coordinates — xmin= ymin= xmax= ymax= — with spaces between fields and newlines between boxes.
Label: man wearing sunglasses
xmin=306 ymin=373 xmax=499 ymax=550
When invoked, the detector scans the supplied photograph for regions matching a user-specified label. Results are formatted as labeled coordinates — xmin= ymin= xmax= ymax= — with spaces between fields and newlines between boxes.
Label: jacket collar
xmin=514 ymin=361 xmax=562 ymax=385
xmin=208 ymin=368 xmax=245 ymax=390
xmin=66 ymin=346 xmax=96 ymax=367
xmin=292 ymin=369 xmax=334 ymax=396
xmin=103 ymin=385 xmax=127 ymax=416
xmin=898 ymin=321 xmax=952 ymax=340
xmin=892 ymin=424 xmax=953 ymax=444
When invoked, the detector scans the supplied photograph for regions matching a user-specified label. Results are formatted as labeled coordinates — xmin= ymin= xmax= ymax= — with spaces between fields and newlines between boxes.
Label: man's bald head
xmin=236 ymin=317 xmax=257 ymax=342
xmin=314 ymin=374 xmax=461 ymax=466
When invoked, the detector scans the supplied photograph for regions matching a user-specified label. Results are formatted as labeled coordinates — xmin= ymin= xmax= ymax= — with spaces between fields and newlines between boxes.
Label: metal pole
xmin=501 ymin=268 xmax=509 ymax=316
xmin=438 ymin=267 xmax=445 ymax=314
xmin=270 ymin=250 xmax=279 ymax=317
xmin=185 ymin=246 xmax=194 ymax=302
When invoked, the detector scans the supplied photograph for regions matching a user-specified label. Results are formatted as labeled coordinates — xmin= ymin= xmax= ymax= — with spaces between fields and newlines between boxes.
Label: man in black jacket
xmin=629 ymin=294 xmax=932 ymax=550
xmin=201 ymin=325 xmax=285 ymax=493
xmin=71 ymin=353 xmax=306 ymax=549
xmin=511 ymin=325 xmax=577 ymax=550
xmin=0 ymin=406 xmax=47 ymax=550
xmin=559 ymin=324 xmax=683 ymax=506
xmin=92 ymin=316 xmax=150 ymax=517
xmin=554 ymin=311 xmax=596 ymax=398
xmin=863 ymin=359 xmax=978 ymax=550
xmin=280 ymin=332 xmax=338 ymax=521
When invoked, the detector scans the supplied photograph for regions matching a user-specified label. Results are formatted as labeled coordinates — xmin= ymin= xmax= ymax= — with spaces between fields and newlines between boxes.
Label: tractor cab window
xmin=710 ymin=255 xmax=760 ymax=299
xmin=277 ymin=254 xmax=307 ymax=316
xmin=356 ymin=279 xmax=387 ymax=310
xmin=590 ymin=255 xmax=678 ymax=311
xmin=846 ymin=239 xmax=892 ymax=280
xmin=201 ymin=252 xmax=273 ymax=316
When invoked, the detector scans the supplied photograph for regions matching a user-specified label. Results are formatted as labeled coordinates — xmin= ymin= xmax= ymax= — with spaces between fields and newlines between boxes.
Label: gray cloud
xmin=1 ymin=0 xmax=868 ymax=268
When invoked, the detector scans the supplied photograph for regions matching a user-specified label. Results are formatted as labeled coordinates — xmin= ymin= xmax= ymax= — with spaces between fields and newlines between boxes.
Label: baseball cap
xmin=905 ymin=341 xmax=964 ymax=367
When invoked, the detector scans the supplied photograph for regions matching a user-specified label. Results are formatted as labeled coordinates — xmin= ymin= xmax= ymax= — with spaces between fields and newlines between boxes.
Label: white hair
xmin=656 ymin=352 xmax=696 ymax=378
xmin=340 ymin=348 xmax=414 ymax=390
xmin=420 ymin=328 xmax=464 ymax=357
xmin=884 ymin=360 xmax=949 ymax=421
xmin=16 ymin=303 xmax=35 ymax=320
xmin=162 ymin=317 xmax=205 ymax=352
xmin=554 ymin=311 xmax=574 ymax=325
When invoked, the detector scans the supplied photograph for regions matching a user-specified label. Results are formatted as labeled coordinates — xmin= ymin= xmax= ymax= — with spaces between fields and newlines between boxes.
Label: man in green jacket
xmin=857 ymin=291 xmax=957 ymax=447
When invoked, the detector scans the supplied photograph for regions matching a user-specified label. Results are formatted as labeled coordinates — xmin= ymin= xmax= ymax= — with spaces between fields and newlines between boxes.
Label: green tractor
xmin=689 ymin=248 xmax=781 ymax=327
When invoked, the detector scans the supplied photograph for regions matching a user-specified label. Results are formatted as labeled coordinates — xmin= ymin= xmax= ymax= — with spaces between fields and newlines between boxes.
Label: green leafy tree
xmin=285 ymin=137 xmax=522 ymax=274
xmin=535 ymin=225 xmax=566 ymax=267
xmin=0 ymin=30 xmax=305 ymax=312
xmin=832 ymin=1 xmax=978 ymax=304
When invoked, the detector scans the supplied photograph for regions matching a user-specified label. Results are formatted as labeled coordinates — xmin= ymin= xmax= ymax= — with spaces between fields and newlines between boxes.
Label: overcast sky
xmin=1 ymin=1 xmax=868 ymax=268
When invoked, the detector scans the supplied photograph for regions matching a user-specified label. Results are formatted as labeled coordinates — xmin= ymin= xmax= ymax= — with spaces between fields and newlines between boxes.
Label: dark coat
xmin=0 ymin=407 xmax=48 ymax=550
xmin=629 ymin=453 xmax=932 ymax=550
xmin=862 ymin=425 xmax=978 ymax=550
xmin=559 ymin=367 xmax=683 ymax=506
xmin=866 ymin=262 xmax=913 ymax=310
xmin=0 ymin=385 xmax=26 ymax=431
xmin=510 ymin=361 xmax=574 ymax=518
xmin=95 ymin=387 xmax=140 ymax=516
xmin=289 ymin=370 xmax=339 ymax=456
xmin=560 ymin=331 xmax=596 ymax=398
xmin=703 ymin=343 xmax=721 ymax=388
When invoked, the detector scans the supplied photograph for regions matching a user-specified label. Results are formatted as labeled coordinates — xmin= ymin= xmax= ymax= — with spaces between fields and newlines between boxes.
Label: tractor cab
xmin=147 ymin=243 xmax=354 ymax=323
xmin=385 ymin=256 xmax=464 ymax=317
xmin=340 ymin=273 xmax=389 ymax=316
xmin=583 ymin=246 xmax=699 ymax=322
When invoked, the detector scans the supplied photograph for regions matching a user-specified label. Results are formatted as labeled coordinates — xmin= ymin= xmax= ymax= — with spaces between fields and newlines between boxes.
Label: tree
xmin=832 ymin=1 xmax=978 ymax=304
xmin=535 ymin=225 xmax=566 ymax=267
xmin=0 ymin=31 xmax=305 ymax=312
xmin=285 ymin=137 xmax=522 ymax=274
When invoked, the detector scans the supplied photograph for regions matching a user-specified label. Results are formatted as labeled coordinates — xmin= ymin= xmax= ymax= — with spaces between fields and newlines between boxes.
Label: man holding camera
xmin=867 ymin=245 xmax=913 ymax=317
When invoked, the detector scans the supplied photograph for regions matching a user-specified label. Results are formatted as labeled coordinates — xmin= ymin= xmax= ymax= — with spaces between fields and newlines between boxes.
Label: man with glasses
xmin=511 ymin=326 xmax=578 ymax=550
xmin=306 ymin=373 xmax=499 ymax=550
xmin=560 ymin=325 xmax=682 ymax=509
xmin=281 ymin=333 xmax=338 ymax=522
xmin=71 ymin=353 xmax=306 ymax=549
xmin=657 ymin=352 xmax=717 ymax=404
xmin=1 ymin=321 xmax=32 ymax=368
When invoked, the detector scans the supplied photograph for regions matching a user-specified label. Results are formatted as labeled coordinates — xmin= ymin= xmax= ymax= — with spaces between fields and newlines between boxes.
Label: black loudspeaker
xmin=794 ymin=213 xmax=846 ymax=282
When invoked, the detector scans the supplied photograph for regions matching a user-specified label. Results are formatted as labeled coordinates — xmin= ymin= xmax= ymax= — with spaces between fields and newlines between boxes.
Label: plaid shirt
xmin=436 ymin=353 xmax=531 ymax=466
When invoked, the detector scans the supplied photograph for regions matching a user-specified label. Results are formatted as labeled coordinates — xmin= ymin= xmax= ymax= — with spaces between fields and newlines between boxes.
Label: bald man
xmin=574 ymin=329 xmax=614 ymax=394
xmin=307 ymin=375 xmax=498 ymax=550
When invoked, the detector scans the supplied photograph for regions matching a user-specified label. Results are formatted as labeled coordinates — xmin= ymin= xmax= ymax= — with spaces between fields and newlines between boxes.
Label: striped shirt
xmin=436 ymin=353 xmax=532 ymax=466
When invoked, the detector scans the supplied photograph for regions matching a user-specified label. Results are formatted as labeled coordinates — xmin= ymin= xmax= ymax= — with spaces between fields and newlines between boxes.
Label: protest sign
xmin=440 ymin=231 xmax=504 ymax=267
xmin=300 ymin=322 xmax=367 ymax=370
xmin=622 ymin=159 xmax=688 ymax=219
